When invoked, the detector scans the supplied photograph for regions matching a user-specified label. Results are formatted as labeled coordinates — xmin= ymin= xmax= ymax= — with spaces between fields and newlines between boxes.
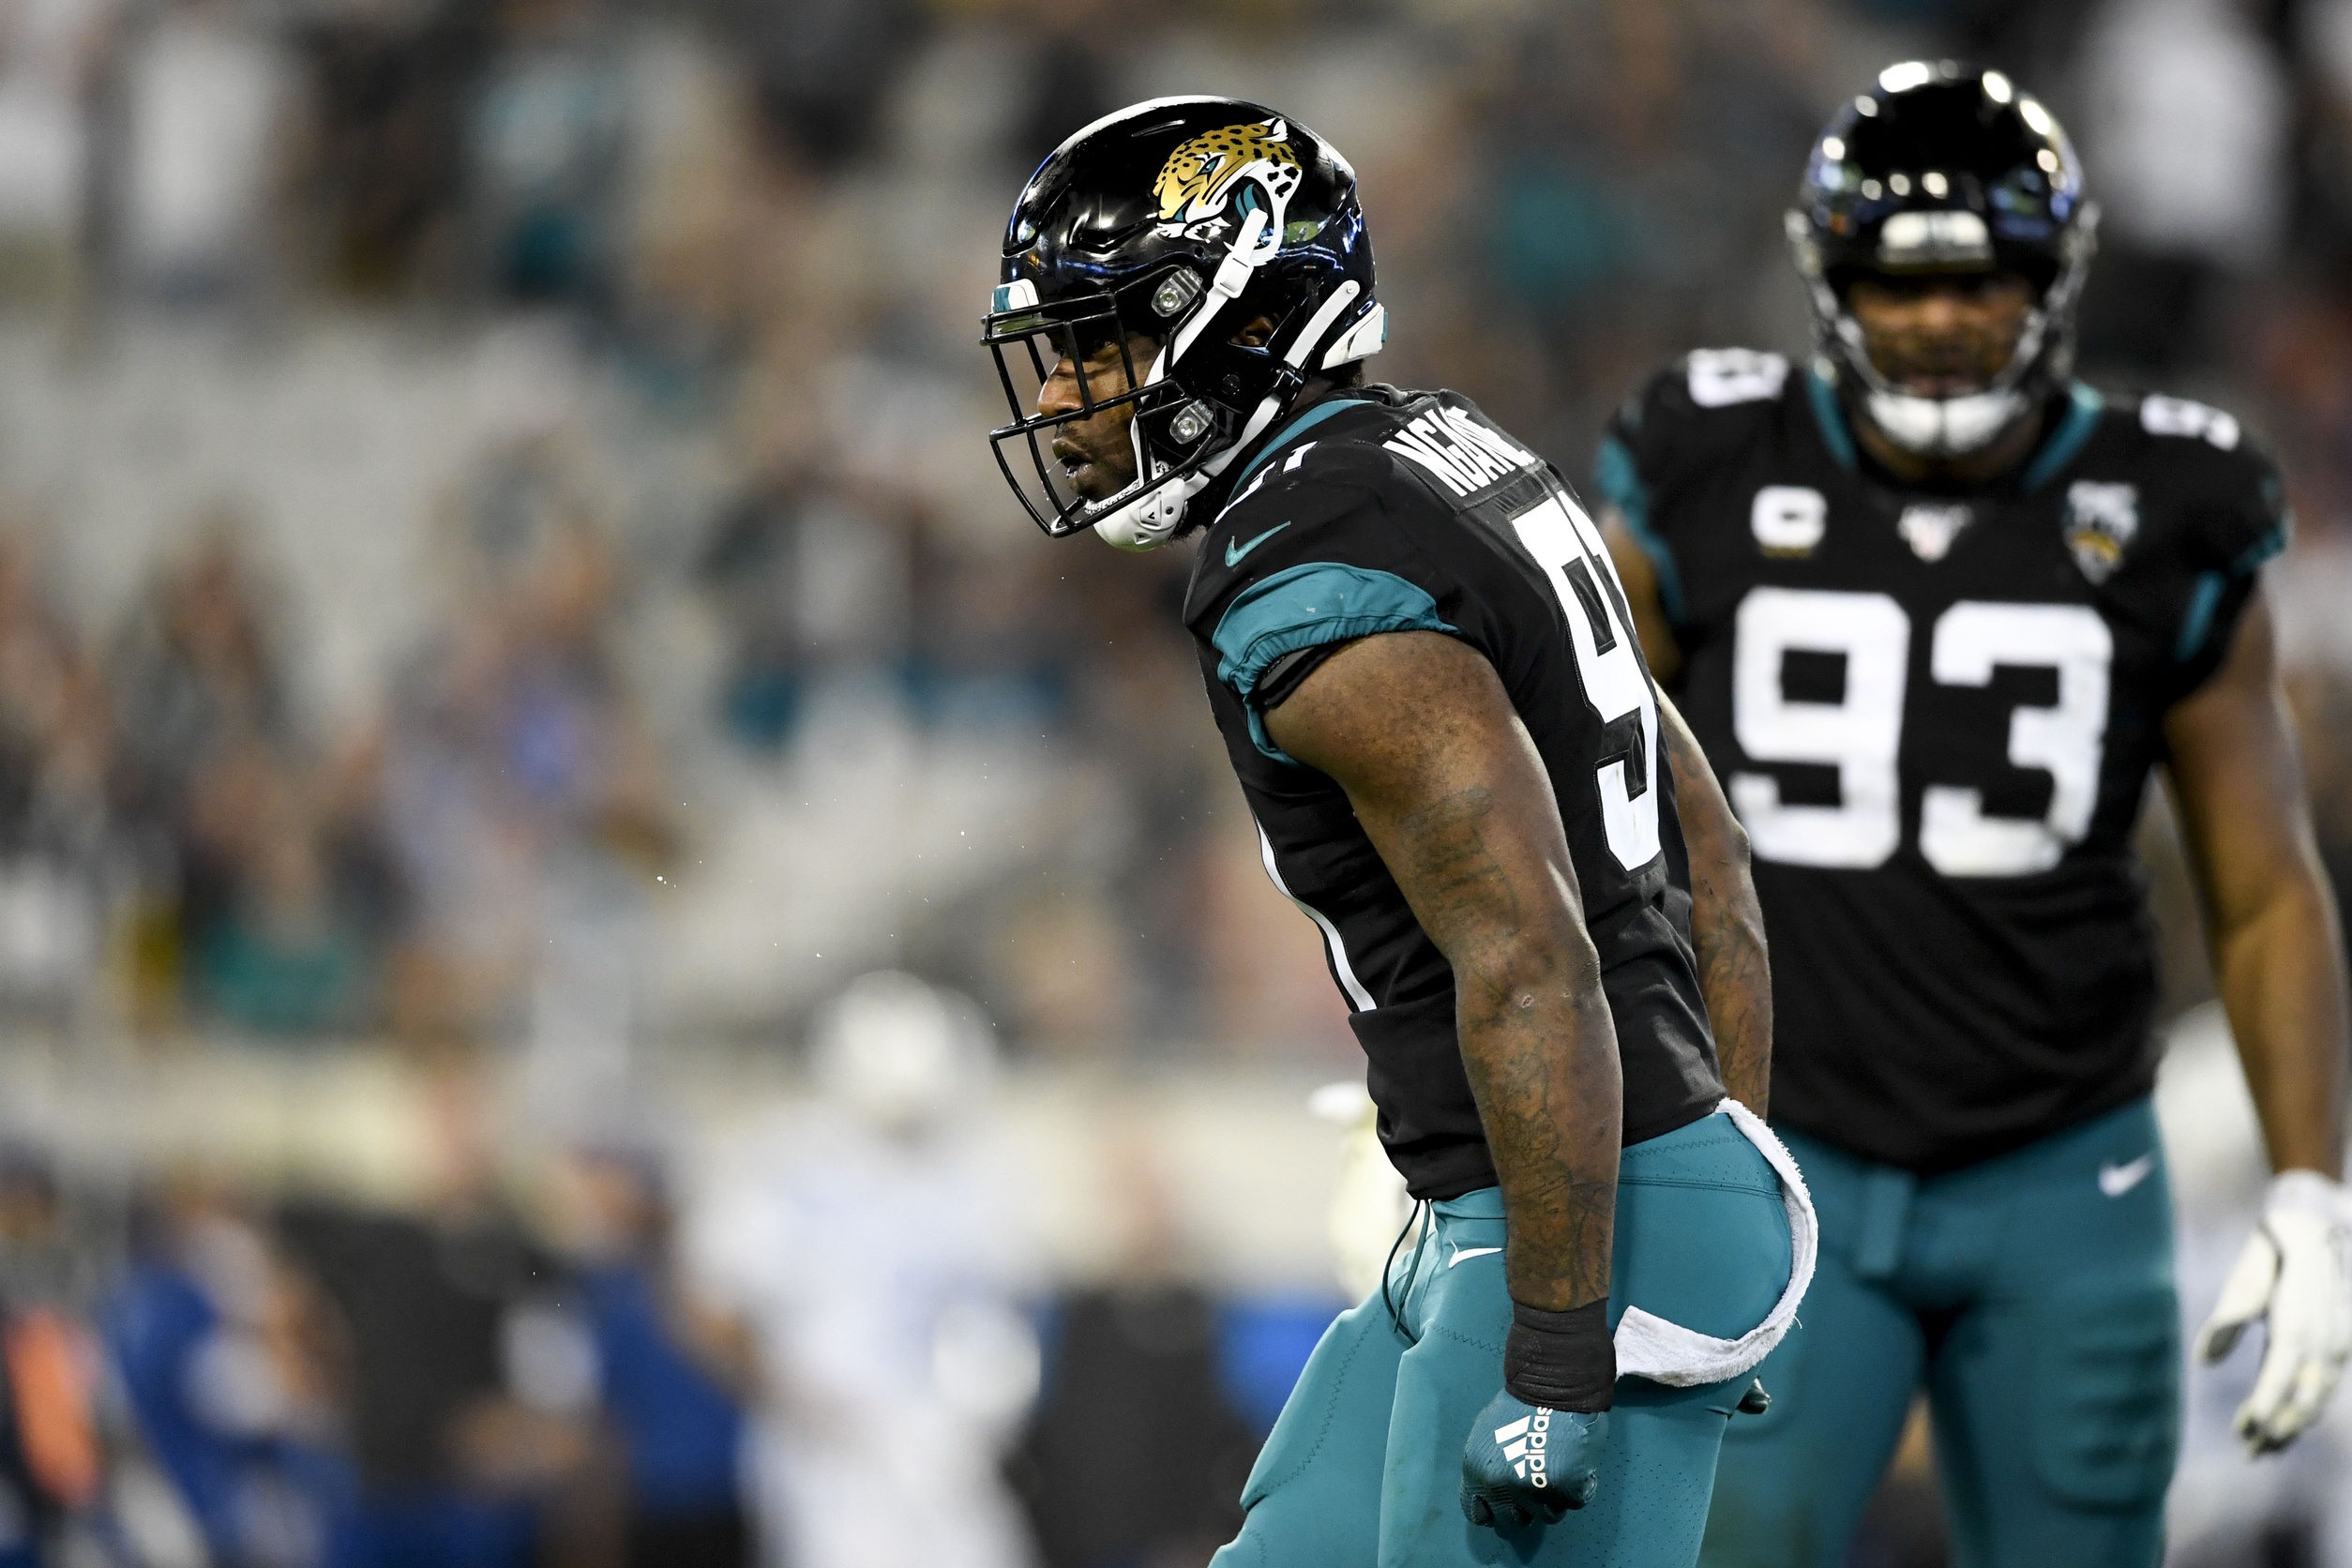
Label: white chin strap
xmin=1092 ymin=400 xmax=1273 ymax=552
xmin=1093 ymin=277 xmax=1373 ymax=552
xmin=1861 ymin=385 xmax=2031 ymax=458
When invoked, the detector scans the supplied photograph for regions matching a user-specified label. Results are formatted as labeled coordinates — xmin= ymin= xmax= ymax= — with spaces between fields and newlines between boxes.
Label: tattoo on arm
xmin=1266 ymin=635 xmax=1624 ymax=1314
xmin=1398 ymin=787 xmax=1523 ymax=957
xmin=1455 ymin=959 xmax=1621 ymax=1308
xmin=1398 ymin=784 xmax=1619 ymax=1307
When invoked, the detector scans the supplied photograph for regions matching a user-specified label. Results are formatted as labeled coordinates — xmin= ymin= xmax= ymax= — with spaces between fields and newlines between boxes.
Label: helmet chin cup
xmin=1862 ymin=385 xmax=2030 ymax=457
xmin=1093 ymin=474 xmax=1201 ymax=550
xmin=1093 ymin=388 xmax=1286 ymax=550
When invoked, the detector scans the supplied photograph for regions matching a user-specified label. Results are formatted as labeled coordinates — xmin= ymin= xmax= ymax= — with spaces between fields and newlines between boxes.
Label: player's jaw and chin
xmin=1847 ymin=273 xmax=2034 ymax=403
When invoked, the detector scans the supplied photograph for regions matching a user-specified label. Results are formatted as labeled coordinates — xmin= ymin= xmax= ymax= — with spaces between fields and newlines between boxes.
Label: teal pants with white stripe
xmin=1699 ymin=1098 xmax=2178 ymax=1568
xmin=1209 ymin=1110 xmax=1794 ymax=1568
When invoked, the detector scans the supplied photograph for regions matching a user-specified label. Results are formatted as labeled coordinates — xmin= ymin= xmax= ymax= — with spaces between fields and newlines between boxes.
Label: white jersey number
xmin=1730 ymin=588 xmax=2113 ymax=877
xmin=1511 ymin=490 xmax=1663 ymax=872
xmin=1731 ymin=588 xmax=1910 ymax=867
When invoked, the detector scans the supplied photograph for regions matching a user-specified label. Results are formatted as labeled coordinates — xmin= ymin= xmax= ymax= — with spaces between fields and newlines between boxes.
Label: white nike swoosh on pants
xmin=2099 ymin=1153 xmax=2157 ymax=1197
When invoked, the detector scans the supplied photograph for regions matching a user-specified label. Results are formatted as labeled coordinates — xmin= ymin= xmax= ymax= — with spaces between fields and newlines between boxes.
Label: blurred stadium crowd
xmin=0 ymin=0 xmax=2338 ymax=1564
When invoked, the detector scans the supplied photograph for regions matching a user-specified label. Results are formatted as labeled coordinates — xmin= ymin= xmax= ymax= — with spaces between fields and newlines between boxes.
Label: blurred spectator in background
xmin=1007 ymin=1131 xmax=1258 ymax=1568
xmin=0 ymin=532 xmax=112 ymax=1031
xmin=377 ymin=439 xmax=671 ymax=1120
xmin=468 ymin=0 xmax=624 ymax=309
xmin=111 ymin=521 xmax=401 ymax=1038
xmin=175 ymin=742 xmax=398 ymax=1039
xmin=105 ymin=1173 xmax=353 ymax=1568
xmin=690 ymin=972 xmax=1038 ymax=1568
xmin=0 ymin=0 xmax=112 ymax=308
xmin=110 ymin=519 xmax=294 ymax=835
xmin=2074 ymin=0 xmax=2293 ymax=372
xmin=732 ymin=0 xmax=916 ymax=173
xmin=1455 ymin=1 xmax=1829 ymax=454
xmin=115 ymin=0 xmax=292 ymax=308
xmin=2248 ymin=282 xmax=2352 ymax=537
xmin=276 ymin=1069 xmax=598 ymax=1568
xmin=554 ymin=1147 xmax=747 ymax=1568
xmin=285 ymin=0 xmax=488 ymax=300
xmin=0 ymin=1146 xmax=128 ymax=1566
xmin=697 ymin=471 xmax=911 ymax=752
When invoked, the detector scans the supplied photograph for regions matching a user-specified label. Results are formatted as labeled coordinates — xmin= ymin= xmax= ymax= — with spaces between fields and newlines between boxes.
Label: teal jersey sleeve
xmin=1188 ymin=443 xmax=1470 ymax=764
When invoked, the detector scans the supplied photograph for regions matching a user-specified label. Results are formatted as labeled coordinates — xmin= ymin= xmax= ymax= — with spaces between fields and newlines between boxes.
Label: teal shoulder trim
xmin=2178 ymin=516 xmax=2293 ymax=663
xmin=1212 ymin=563 xmax=1456 ymax=763
xmin=2020 ymin=383 xmax=2105 ymax=493
xmin=1803 ymin=367 xmax=1858 ymax=470
xmin=1229 ymin=398 xmax=1374 ymax=491
xmin=2176 ymin=573 xmax=2225 ymax=664
xmin=1593 ymin=435 xmax=1686 ymax=626
xmin=2233 ymin=515 xmax=2292 ymax=575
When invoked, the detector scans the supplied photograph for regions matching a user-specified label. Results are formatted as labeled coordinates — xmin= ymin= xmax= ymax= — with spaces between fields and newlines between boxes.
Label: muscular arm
xmin=2164 ymin=591 xmax=2351 ymax=1178
xmin=1661 ymin=694 xmax=1772 ymax=1114
xmin=1266 ymin=632 xmax=1621 ymax=1311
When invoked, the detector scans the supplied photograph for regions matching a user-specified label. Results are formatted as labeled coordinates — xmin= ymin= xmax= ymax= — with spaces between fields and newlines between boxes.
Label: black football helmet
xmin=982 ymin=97 xmax=1382 ymax=549
xmin=1787 ymin=60 xmax=2098 ymax=457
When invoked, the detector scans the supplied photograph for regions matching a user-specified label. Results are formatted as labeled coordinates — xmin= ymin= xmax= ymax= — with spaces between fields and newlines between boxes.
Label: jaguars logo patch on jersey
xmin=1153 ymin=118 xmax=1304 ymax=241
xmin=2065 ymin=481 xmax=2140 ymax=583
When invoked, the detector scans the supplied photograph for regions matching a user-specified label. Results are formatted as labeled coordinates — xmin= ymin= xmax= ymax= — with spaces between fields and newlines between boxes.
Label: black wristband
xmin=1503 ymin=1299 xmax=1616 ymax=1411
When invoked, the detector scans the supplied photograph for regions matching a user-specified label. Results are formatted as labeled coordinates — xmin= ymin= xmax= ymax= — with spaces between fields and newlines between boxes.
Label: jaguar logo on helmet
xmin=1153 ymin=119 xmax=1304 ymax=242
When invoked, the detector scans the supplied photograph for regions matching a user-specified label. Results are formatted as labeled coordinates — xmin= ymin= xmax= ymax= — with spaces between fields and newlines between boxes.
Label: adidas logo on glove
xmin=1493 ymin=1409 xmax=1552 ymax=1487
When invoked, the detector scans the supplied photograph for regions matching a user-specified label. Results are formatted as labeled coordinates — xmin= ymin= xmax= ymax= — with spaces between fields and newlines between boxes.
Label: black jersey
xmin=1598 ymin=350 xmax=2290 ymax=1173
xmin=1183 ymin=384 xmax=1724 ymax=1199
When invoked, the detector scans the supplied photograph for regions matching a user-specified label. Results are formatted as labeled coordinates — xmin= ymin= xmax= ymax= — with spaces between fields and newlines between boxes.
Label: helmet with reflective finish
xmin=1787 ymin=60 xmax=2098 ymax=459
xmin=982 ymin=97 xmax=1382 ymax=549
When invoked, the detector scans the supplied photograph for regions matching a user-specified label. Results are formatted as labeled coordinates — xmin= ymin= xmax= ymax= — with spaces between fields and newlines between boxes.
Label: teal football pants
xmin=1699 ymin=1098 xmax=2179 ymax=1568
xmin=1210 ymin=1109 xmax=1795 ymax=1568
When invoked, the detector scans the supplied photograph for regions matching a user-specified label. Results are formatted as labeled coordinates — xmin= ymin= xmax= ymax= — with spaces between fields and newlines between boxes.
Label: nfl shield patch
xmin=1897 ymin=502 xmax=1972 ymax=562
xmin=2065 ymin=481 xmax=2139 ymax=583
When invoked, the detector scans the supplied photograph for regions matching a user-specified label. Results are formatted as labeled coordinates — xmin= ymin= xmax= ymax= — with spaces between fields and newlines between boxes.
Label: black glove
xmin=1460 ymin=1299 xmax=1614 ymax=1530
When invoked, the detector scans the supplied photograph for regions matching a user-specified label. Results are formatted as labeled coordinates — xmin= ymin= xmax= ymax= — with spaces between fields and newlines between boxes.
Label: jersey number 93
xmin=1730 ymin=587 xmax=2113 ymax=877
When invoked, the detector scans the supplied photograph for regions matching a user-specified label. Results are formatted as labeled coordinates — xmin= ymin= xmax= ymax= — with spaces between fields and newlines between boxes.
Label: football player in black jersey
xmin=983 ymin=98 xmax=1813 ymax=1567
xmin=1594 ymin=62 xmax=2352 ymax=1568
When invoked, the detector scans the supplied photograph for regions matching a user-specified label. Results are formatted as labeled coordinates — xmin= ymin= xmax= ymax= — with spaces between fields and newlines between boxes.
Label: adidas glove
xmin=2196 ymin=1169 xmax=2352 ymax=1456
xmin=1460 ymin=1299 xmax=1612 ymax=1530
xmin=1461 ymin=1393 xmax=1605 ymax=1530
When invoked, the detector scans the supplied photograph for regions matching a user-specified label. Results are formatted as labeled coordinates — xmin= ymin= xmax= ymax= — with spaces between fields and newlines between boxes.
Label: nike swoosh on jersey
xmin=2098 ymin=1153 xmax=2157 ymax=1197
xmin=1448 ymin=1244 xmax=1502 ymax=1268
xmin=1226 ymin=522 xmax=1290 ymax=566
